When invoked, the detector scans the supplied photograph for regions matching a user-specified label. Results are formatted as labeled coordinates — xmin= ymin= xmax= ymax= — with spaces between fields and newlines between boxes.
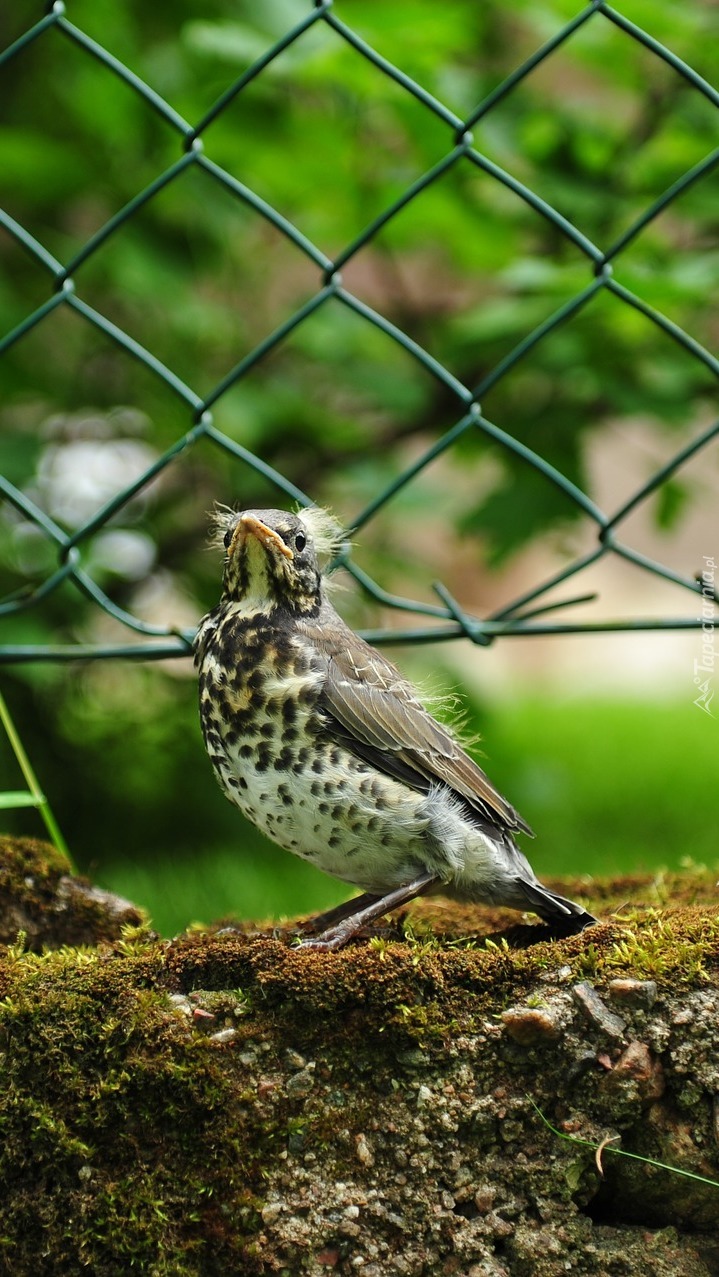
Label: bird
xmin=194 ymin=506 xmax=597 ymax=951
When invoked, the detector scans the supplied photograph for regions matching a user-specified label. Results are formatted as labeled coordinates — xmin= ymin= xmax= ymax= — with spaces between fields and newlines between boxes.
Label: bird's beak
xmin=229 ymin=514 xmax=293 ymax=561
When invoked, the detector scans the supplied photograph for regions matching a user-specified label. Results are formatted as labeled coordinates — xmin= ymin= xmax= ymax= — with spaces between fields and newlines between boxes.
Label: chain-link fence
xmin=1 ymin=0 xmax=717 ymax=672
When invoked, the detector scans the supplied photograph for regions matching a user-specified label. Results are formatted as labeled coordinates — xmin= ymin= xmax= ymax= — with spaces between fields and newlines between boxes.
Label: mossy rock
xmin=0 ymin=835 xmax=143 ymax=949
xmin=1 ymin=836 xmax=718 ymax=1276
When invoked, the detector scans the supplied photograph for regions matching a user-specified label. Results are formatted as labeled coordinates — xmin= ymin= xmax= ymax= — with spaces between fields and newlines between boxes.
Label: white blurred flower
xmin=36 ymin=438 xmax=159 ymax=528
xmin=89 ymin=529 xmax=157 ymax=581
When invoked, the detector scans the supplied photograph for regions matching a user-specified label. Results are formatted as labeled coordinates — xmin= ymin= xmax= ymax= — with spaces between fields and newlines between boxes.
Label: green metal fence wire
xmin=0 ymin=0 xmax=717 ymax=665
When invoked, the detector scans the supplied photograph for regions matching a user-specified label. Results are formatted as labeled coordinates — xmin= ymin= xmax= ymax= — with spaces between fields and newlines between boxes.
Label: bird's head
xmin=213 ymin=506 xmax=344 ymax=613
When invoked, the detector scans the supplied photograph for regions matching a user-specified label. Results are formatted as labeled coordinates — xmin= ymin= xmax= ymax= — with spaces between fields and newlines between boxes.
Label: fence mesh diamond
xmin=1 ymin=0 xmax=717 ymax=666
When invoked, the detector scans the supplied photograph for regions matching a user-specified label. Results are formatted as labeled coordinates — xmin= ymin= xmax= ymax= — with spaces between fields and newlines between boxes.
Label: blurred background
xmin=1 ymin=0 xmax=717 ymax=935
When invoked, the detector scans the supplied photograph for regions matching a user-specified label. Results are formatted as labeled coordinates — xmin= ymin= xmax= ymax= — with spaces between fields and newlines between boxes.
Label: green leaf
xmin=655 ymin=478 xmax=690 ymax=532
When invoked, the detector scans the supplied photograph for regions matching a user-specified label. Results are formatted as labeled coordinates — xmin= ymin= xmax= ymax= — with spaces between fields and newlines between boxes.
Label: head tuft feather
xmin=208 ymin=503 xmax=238 ymax=551
xmin=207 ymin=503 xmax=348 ymax=566
xmin=295 ymin=505 xmax=349 ymax=567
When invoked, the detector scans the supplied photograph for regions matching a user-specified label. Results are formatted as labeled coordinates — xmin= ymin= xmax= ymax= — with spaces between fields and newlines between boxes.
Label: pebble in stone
xmin=601 ymin=1040 xmax=665 ymax=1102
xmin=167 ymin=993 xmax=192 ymax=1016
xmin=355 ymin=1134 xmax=374 ymax=1167
xmin=572 ymin=980 xmax=627 ymax=1040
xmin=501 ymin=1006 xmax=561 ymax=1045
xmin=473 ymin=1185 xmax=496 ymax=1214
xmin=286 ymin=1066 xmax=316 ymax=1097
xmin=608 ymin=977 xmax=658 ymax=1008
xmin=209 ymin=1027 xmax=237 ymax=1045
xmin=261 ymin=1201 xmax=284 ymax=1225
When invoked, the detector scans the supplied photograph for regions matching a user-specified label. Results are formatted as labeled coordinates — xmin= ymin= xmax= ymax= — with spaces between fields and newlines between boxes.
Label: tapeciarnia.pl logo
xmin=694 ymin=556 xmax=716 ymax=717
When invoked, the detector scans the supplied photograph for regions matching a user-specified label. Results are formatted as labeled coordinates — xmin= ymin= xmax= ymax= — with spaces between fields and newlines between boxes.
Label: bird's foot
xmin=295 ymin=871 xmax=438 ymax=952
xmin=297 ymin=891 xmax=381 ymax=937
xmin=295 ymin=920 xmax=361 ymax=952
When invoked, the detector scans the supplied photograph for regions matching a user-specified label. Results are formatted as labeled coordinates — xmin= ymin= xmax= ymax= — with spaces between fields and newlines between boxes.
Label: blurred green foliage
xmin=2 ymin=686 xmax=716 ymax=934
xmin=1 ymin=1 xmax=717 ymax=925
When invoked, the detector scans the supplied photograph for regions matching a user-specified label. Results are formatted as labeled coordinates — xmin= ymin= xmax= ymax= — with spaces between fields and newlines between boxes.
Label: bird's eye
xmin=223 ymin=528 xmax=234 ymax=549
xmin=295 ymin=532 xmax=306 ymax=552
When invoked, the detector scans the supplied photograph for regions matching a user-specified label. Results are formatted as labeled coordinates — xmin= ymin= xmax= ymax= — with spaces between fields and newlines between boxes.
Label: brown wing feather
xmin=299 ymin=605 xmax=533 ymax=837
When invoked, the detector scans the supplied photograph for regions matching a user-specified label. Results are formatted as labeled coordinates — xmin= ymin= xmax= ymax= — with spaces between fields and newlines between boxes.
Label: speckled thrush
xmin=194 ymin=507 xmax=597 ymax=950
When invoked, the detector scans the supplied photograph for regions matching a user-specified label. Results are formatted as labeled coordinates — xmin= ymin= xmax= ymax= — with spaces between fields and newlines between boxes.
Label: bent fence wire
xmin=0 ymin=0 xmax=718 ymax=672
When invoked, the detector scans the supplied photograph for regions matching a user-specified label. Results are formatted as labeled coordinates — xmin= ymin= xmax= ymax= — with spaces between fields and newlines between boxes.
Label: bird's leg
xmin=298 ymin=891 xmax=381 ymax=936
xmin=296 ymin=871 xmax=439 ymax=952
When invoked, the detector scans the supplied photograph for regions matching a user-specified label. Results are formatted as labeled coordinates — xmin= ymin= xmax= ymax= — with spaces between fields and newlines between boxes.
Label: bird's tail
xmin=516 ymin=878 xmax=598 ymax=933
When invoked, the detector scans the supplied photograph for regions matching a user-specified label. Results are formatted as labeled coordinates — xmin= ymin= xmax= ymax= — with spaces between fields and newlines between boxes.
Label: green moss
xmin=0 ymin=834 xmax=145 ymax=950
xmin=1 ymin=841 xmax=719 ymax=1272
xmin=0 ymin=942 xmax=272 ymax=1274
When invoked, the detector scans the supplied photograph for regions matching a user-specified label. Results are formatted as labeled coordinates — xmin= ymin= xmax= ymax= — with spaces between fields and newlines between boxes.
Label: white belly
xmin=216 ymin=722 xmax=435 ymax=894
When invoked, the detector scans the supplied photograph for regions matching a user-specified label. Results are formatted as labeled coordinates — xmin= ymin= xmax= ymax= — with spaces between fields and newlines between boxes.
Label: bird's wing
xmin=298 ymin=609 xmax=533 ymax=837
